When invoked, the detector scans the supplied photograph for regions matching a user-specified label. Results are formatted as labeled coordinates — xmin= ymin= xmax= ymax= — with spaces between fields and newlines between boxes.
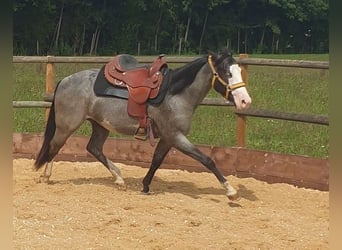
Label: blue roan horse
xmin=34 ymin=50 xmax=251 ymax=200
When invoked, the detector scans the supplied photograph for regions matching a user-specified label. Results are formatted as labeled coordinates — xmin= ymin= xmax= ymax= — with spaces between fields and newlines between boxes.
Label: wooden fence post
xmin=45 ymin=56 xmax=55 ymax=121
xmin=237 ymin=54 xmax=248 ymax=147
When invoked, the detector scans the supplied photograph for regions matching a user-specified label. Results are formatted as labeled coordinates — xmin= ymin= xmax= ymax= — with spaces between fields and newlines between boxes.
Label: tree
xmin=13 ymin=0 xmax=329 ymax=55
xmin=13 ymin=0 xmax=58 ymax=55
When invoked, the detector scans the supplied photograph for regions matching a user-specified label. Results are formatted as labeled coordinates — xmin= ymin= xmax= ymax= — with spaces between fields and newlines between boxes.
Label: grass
xmin=13 ymin=54 xmax=329 ymax=158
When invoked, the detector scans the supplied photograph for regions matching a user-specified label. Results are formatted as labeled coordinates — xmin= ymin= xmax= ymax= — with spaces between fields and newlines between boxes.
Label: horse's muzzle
xmin=232 ymin=87 xmax=251 ymax=110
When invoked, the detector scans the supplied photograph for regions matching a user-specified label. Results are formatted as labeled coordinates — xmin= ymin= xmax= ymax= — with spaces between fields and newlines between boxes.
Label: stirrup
xmin=134 ymin=127 xmax=147 ymax=141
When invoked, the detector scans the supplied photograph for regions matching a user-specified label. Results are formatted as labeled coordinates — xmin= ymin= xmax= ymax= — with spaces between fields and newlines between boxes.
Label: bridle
xmin=208 ymin=55 xmax=246 ymax=99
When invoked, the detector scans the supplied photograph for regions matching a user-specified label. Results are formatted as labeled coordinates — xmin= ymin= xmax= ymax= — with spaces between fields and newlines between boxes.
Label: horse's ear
xmin=218 ymin=48 xmax=236 ymax=65
xmin=215 ymin=49 xmax=230 ymax=66
xmin=208 ymin=51 xmax=218 ymax=64
xmin=220 ymin=47 xmax=233 ymax=58
xmin=208 ymin=50 xmax=218 ymax=60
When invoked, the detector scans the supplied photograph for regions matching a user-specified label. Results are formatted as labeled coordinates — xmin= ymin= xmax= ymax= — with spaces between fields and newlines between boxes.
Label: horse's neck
xmin=183 ymin=63 xmax=212 ymax=106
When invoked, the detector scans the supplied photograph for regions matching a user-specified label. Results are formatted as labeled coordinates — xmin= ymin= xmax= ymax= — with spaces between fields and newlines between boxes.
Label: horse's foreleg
xmin=174 ymin=134 xmax=238 ymax=200
xmin=87 ymin=121 xmax=124 ymax=185
xmin=142 ymin=139 xmax=171 ymax=193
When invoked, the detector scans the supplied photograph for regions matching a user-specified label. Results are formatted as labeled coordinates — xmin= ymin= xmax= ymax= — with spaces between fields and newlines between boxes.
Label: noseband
xmin=208 ymin=55 xmax=246 ymax=99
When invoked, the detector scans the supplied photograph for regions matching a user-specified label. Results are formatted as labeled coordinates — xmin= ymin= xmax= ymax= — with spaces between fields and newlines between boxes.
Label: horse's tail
xmin=34 ymin=84 xmax=59 ymax=170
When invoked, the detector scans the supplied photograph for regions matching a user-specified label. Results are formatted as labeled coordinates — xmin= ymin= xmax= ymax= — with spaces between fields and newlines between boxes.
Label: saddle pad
xmin=94 ymin=66 xmax=129 ymax=99
xmin=115 ymin=54 xmax=139 ymax=71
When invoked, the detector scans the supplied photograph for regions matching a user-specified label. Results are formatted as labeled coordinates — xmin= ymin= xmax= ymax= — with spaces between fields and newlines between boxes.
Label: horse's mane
xmin=168 ymin=56 xmax=207 ymax=95
xmin=148 ymin=56 xmax=207 ymax=104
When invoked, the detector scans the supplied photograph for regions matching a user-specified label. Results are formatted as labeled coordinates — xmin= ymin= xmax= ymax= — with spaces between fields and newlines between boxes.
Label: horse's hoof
xmin=114 ymin=179 xmax=125 ymax=186
xmin=141 ymin=190 xmax=151 ymax=195
xmin=37 ymin=176 xmax=50 ymax=184
xmin=116 ymin=184 xmax=127 ymax=191
xmin=227 ymin=193 xmax=240 ymax=201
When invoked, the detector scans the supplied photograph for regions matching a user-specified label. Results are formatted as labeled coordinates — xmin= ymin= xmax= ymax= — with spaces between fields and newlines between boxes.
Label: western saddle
xmin=104 ymin=54 xmax=167 ymax=143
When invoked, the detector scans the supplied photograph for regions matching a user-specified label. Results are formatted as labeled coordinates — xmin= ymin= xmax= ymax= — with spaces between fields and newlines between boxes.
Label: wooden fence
xmin=13 ymin=55 xmax=329 ymax=148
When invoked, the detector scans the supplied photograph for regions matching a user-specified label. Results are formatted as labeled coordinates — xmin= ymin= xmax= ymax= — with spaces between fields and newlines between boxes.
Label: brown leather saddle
xmin=104 ymin=54 xmax=167 ymax=143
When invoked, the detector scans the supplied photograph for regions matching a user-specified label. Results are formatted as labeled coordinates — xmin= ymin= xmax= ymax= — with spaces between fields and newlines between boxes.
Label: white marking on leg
xmin=222 ymin=181 xmax=237 ymax=197
xmin=107 ymin=160 xmax=125 ymax=185
xmin=39 ymin=161 xmax=53 ymax=183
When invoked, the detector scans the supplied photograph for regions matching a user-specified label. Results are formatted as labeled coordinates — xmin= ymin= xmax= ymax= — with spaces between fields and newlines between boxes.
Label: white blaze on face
xmin=228 ymin=64 xmax=252 ymax=110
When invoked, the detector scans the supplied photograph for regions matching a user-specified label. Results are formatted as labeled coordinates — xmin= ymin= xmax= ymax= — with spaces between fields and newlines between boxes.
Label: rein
xmin=207 ymin=55 xmax=246 ymax=99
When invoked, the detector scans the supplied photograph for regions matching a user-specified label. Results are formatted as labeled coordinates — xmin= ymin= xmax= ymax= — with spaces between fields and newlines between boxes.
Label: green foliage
xmin=13 ymin=0 xmax=328 ymax=55
xmin=13 ymin=54 xmax=329 ymax=158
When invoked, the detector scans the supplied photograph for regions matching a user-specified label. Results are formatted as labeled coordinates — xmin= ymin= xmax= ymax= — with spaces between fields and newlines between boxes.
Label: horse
xmin=34 ymin=50 xmax=251 ymax=200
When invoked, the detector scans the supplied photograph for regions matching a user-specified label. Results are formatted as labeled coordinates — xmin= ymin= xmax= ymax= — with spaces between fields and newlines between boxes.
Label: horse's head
xmin=208 ymin=51 xmax=251 ymax=110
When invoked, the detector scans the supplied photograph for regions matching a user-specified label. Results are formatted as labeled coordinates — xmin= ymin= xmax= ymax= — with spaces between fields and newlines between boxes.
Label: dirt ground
xmin=13 ymin=158 xmax=329 ymax=249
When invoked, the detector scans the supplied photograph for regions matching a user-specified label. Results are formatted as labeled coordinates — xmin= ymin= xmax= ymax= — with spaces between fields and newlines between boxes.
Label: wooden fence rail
xmin=13 ymin=56 xmax=329 ymax=69
xmin=13 ymin=99 xmax=329 ymax=126
xmin=13 ymin=55 xmax=329 ymax=148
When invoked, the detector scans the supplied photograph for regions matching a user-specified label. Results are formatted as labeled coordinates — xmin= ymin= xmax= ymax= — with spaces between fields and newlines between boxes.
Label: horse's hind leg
xmin=39 ymin=162 xmax=53 ymax=183
xmin=86 ymin=120 xmax=125 ymax=185
xmin=39 ymin=130 xmax=73 ymax=183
